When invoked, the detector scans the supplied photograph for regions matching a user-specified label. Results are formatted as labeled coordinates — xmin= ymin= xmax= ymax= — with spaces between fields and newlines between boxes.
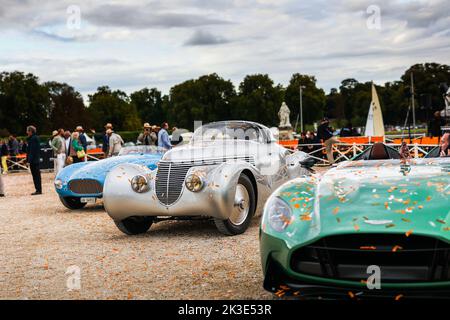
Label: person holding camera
xmin=137 ymin=123 xmax=157 ymax=146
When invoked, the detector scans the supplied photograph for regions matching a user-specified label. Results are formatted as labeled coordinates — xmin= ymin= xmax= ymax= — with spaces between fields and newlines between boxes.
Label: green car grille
xmin=290 ymin=234 xmax=450 ymax=283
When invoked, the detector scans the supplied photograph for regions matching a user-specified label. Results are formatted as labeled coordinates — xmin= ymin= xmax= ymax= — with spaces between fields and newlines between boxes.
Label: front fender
xmin=103 ymin=163 xmax=155 ymax=220
xmin=206 ymin=161 xmax=266 ymax=216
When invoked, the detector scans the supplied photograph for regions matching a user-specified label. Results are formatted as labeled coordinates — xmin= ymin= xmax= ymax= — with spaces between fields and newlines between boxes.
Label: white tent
xmin=364 ymin=83 xmax=385 ymax=137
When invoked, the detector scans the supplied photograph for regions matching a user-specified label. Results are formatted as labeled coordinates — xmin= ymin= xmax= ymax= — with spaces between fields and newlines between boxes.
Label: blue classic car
xmin=54 ymin=146 xmax=165 ymax=210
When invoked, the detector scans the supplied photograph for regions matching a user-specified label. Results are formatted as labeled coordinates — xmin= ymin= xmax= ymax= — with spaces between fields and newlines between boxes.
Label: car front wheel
xmin=115 ymin=217 xmax=153 ymax=235
xmin=59 ymin=196 xmax=87 ymax=210
xmin=214 ymin=173 xmax=256 ymax=236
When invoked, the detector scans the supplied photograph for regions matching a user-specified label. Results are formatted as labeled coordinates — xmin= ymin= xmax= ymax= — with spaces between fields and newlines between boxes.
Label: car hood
xmin=273 ymin=159 xmax=450 ymax=247
xmin=57 ymin=154 xmax=161 ymax=182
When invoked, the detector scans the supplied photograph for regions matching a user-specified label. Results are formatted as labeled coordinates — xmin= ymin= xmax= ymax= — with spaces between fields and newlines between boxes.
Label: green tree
xmin=325 ymin=88 xmax=345 ymax=121
xmin=166 ymin=74 xmax=235 ymax=129
xmin=0 ymin=71 xmax=51 ymax=135
xmin=378 ymin=81 xmax=409 ymax=126
xmin=401 ymin=63 xmax=450 ymax=121
xmin=130 ymin=88 xmax=165 ymax=126
xmin=285 ymin=74 xmax=326 ymax=129
xmin=45 ymin=81 xmax=89 ymax=131
xmin=87 ymin=86 xmax=141 ymax=131
xmin=232 ymin=74 xmax=284 ymax=126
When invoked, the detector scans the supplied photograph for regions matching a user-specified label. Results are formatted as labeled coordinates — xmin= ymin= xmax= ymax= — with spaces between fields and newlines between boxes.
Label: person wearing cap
xmin=76 ymin=126 xmax=88 ymax=153
xmin=51 ymin=129 xmax=66 ymax=174
xmin=317 ymin=117 xmax=339 ymax=164
xmin=107 ymin=129 xmax=124 ymax=157
xmin=137 ymin=123 xmax=157 ymax=146
xmin=102 ymin=123 xmax=113 ymax=156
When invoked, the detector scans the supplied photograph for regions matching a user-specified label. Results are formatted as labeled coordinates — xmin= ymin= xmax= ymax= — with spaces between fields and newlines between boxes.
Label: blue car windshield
xmin=119 ymin=146 xmax=166 ymax=156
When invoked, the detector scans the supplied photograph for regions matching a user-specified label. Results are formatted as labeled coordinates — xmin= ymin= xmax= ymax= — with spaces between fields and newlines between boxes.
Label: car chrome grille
xmin=290 ymin=234 xmax=450 ymax=283
xmin=155 ymin=156 xmax=255 ymax=206
xmin=68 ymin=179 xmax=103 ymax=195
xmin=155 ymin=162 xmax=192 ymax=206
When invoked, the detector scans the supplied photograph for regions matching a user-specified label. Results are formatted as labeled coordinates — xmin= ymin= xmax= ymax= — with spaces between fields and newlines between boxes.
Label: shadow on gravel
xmin=59 ymin=204 xmax=105 ymax=214
xmin=106 ymin=217 xmax=261 ymax=241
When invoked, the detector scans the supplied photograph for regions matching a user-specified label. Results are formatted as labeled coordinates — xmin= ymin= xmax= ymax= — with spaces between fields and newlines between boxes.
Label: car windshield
xmin=191 ymin=122 xmax=271 ymax=143
xmin=119 ymin=145 xmax=166 ymax=156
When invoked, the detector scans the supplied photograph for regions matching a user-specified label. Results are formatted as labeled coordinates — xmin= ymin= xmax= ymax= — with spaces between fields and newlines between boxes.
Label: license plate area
xmin=80 ymin=198 xmax=96 ymax=204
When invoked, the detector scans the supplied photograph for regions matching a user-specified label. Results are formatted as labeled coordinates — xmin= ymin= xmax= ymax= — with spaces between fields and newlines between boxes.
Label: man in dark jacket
xmin=26 ymin=126 xmax=42 ymax=195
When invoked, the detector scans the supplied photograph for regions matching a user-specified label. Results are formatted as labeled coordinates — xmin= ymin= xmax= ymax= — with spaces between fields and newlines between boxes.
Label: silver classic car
xmin=103 ymin=121 xmax=313 ymax=236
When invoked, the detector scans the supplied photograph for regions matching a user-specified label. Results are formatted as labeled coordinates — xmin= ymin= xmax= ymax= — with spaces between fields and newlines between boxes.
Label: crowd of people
xmin=297 ymin=118 xmax=357 ymax=164
xmin=0 ymin=116 xmax=449 ymax=199
xmin=297 ymin=117 xmax=449 ymax=163
xmin=0 ymin=121 xmax=175 ymax=198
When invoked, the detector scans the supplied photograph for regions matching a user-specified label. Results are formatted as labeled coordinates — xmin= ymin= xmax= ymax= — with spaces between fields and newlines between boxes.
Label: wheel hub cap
xmin=229 ymin=184 xmax=250 ymax=226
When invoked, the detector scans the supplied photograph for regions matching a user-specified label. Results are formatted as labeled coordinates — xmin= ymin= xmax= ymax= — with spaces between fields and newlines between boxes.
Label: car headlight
xmin=266 ymin=197 xmax=293 ymax=232
xmin=131 ymin=175 xmax=150 ymax=193
xmin=54 ymin=179 xmax=63 ymax=190
xmin=185 ymin=174 xmax=204 ymax=192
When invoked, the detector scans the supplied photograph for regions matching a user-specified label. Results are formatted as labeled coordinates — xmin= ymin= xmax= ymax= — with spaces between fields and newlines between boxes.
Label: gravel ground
xmin=0 ymin=171 xmax=273 ymax=300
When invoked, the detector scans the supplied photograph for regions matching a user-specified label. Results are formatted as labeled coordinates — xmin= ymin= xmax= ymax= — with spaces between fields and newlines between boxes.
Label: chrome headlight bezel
xmin=185 ymin=174 xmax=205 ymax=192
xmin=131 ymin=175 xmax=150 ymax=193
xmin=266 ymin=196 xmax=293 ymax=232
xmin=54 ymin=179 xmax=63 ymax=190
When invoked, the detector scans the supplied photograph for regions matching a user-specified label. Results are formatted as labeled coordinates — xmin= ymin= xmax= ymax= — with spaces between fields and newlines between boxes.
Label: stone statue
xmin=445 ymin=88 xmax=450 ymax=108
xmin=441 ymin=88 xmax=450 ymax=118
xmin=278 ymin=102 xmax=292 ymax=128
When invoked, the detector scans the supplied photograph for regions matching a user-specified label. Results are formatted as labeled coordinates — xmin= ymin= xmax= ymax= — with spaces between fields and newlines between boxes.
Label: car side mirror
xmin=300 ymin=157 xmax=315 ymax=169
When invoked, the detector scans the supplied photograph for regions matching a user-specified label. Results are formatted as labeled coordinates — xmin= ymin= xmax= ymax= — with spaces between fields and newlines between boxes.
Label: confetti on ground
xmin=395 ymin=294 xmax=404 ymax=301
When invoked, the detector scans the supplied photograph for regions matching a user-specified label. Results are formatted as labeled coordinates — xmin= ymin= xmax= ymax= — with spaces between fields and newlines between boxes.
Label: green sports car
xmin=260 ymin=152 xmax=450 ymax=299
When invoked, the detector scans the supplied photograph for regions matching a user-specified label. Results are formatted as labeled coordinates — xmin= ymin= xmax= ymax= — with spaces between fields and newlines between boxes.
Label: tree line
xmin=0 ymin=62 xmax=449 ymax=136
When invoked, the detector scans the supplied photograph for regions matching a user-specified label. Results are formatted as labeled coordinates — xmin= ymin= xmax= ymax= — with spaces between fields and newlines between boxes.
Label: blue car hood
xmin=57 ymin=154 xmax=161 ymax=182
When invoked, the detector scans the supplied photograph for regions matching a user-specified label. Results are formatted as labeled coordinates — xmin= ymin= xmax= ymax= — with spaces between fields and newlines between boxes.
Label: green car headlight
xmin=54 ymin=179 xmax=63 ymax=190
xmin=185 ymin=174 xmax=205 ymax=192
xmin=131 ymin=175 xmax=150 ymax=193
xmin=266 ymin=197 xmax=293 ymax=232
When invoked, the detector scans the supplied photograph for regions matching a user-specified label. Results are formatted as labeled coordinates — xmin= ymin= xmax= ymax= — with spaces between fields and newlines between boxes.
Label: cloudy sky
xmin=1 ymin=0 xmax=449 ymax=99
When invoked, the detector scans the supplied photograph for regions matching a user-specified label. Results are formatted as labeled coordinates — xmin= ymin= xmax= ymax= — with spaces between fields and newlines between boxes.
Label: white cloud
xmin=0 ymin=0 xmax=449 ymax=100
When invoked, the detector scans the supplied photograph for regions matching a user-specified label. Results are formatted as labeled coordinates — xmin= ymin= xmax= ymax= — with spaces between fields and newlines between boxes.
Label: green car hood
xmin=266 ymin=158 xmax=450 ymax=248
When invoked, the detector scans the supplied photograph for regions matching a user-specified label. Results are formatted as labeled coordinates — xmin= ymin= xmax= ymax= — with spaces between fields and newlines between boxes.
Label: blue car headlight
xmin=54 ymin=179 xmax=63 ymax=190
xmin=266 ymin=197 xmax=293 ymax=232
